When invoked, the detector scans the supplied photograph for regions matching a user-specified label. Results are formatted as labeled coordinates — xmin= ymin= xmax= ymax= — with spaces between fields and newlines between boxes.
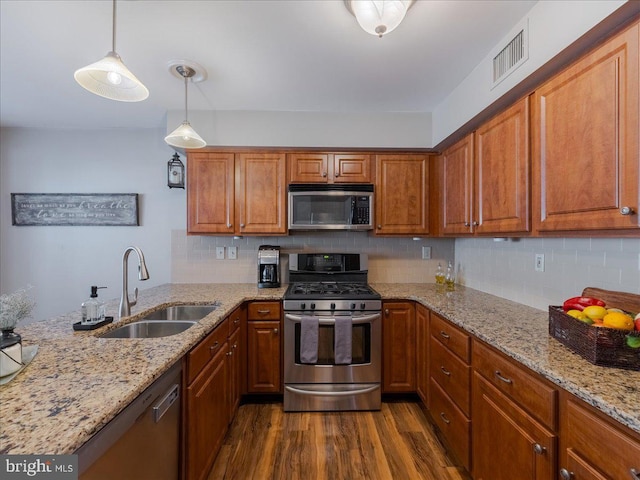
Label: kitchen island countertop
xmin=0 ymin=283 xmax=638 ymax=455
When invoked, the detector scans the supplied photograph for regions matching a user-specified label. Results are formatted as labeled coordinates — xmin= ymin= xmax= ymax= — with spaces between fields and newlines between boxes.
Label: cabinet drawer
xmin=228 ymin=305 xmax=243 ymax=335
xmin=473 ymin=340 xmax=557 ymax=430
xmin=429 ymin=378 xmax=471 ymax=470
xmin=248 ymin=301 xmax=281 ymax=320
xmin=187 ymin=318 xmax=229 ymax=385
xmin=430 ymin=313 xmax=470 ymax=363
xmin=429 ymin=336 xmax=471 ymax=416
xmin=564 ymin=396 xmax=640 ymax=480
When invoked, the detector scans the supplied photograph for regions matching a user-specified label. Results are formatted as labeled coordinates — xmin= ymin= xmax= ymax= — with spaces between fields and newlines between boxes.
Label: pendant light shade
xmin=345 ymin=0 xmax=414 ymax=38
xmin=74 ymin=0 xmax=148 ymax=102
xmin=165 ymin=64 xmax=207 ymax=149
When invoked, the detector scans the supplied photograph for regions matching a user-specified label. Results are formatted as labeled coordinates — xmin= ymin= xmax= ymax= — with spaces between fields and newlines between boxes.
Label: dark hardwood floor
xmin=208 ymin=399 xmax=470 ymax=480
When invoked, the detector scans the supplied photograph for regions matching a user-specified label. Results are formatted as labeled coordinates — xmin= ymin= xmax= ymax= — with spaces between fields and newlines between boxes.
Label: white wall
xmin=456 ymin=237 xmax=640 ymax=312
xmin=0 ymin=127 xmax=184 ymax=324
xmin=167 ymin=110 xmax=433 ymax=148
xmin=432 ymin=0 xmax=627 ymax=145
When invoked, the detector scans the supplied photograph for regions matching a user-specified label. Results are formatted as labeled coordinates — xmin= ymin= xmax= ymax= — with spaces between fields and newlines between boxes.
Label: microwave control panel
xmin=352 ymin=196 xmax=370 ymax=225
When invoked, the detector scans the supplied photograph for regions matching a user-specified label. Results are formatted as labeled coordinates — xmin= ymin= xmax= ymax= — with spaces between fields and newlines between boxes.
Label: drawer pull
xmin=439 ymin=412 xmax=451 ymax=424
xmin=559 ymin=468 xmax=573 ymax=479
xmin=533 ymin=443 xmax=546 ymax=455
xmin=209 ymin=341 xmax=219 ymax=352
xmin=630 ymin=468 xmax=639 ymax=479
xmin=440 ymin=366 xmax=451 ymax=376
xmin=494 ymin=370 xmax=513 ymax=384
xmin=439 ymin=331 xmax=450 ymax=340
xmin=234 ymin=318 xmax=240 ymax=325
xmin=257 ymin=309 xmax=271 ymax=314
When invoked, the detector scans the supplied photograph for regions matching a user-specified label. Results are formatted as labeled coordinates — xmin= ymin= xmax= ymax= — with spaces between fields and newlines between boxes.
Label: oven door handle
xmin=284 ymin=312 xmax=380 ymax=325
xmin=285 ymin=384 xmax=380 ymax=397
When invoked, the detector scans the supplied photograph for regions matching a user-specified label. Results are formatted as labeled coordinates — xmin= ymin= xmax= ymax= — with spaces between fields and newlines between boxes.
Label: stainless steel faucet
xmin=119 ymin=246 xmax=150 ymax=318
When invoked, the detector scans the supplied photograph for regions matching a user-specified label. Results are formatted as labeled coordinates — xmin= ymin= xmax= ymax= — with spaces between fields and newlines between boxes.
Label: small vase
xmin=1 ymin=328 xmax=23 ymax=377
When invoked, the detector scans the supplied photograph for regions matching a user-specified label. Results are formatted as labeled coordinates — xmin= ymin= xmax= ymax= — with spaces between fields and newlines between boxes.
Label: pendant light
xmin=74 ymin=0 xmax=149 ymax=102
xmin=344 ymin=0 xmax=414 ymax=38
xmin=165 ymin=65 xmax=206 ymax=149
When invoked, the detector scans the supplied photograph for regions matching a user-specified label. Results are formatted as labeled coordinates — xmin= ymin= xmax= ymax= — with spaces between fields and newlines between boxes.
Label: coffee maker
xmin=257 ymin=245 xmax=280 ymax=288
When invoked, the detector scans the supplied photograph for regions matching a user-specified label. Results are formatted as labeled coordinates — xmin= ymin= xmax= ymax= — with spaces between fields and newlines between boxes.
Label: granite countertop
xmin=0 ymin=283 xmax=638 ymax=455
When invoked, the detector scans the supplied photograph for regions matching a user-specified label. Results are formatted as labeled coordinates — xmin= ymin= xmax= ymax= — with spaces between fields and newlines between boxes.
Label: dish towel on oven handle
xmin=300 ymin=316 xmax=319 ymax=364
xmin=334 ymin=315 xmax=352 ymax=364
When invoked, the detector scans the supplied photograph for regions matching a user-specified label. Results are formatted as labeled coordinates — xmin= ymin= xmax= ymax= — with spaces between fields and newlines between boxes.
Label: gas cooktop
xmin=287 ymin=282 xmax=379 ymax=297
xmin=283 ymin=282 xmax=381 ymax=312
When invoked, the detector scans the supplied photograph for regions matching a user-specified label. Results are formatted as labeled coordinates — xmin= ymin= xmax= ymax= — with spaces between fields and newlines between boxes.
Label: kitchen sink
xmin=100 ymin=320 xmax=196 ymax=339
xmin=140 ymin=304 xmax=219 ymax=321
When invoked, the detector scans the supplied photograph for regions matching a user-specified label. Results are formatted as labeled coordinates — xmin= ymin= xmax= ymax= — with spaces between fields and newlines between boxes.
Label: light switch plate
xmin=422 ymin=246 xmax=432 ymax=259
xmin=228 ymin=246 xmax=237 ymax=260
xmin=535 ymin=253 xmax=545 ymax=272
xmin=216 ymin=246 xmax=225 ymax=259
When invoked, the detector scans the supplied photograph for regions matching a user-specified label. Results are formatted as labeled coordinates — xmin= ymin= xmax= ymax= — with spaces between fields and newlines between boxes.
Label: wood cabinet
xmin=428 ymin=313 xmax=471 ymax=470
xmin=184 ymin=319 xmax=229 ymax=480
xmin=415 ymin=303 xmax=430 ymax=404
xmin=375 ymin=154 xmax=430 ymax=235
xmin=187 ymin=151 xmax=286 ymax=235
xmin=559 ymin=391 xmax=640 ymax=480
xmin=288 ymin=152 xmax=371 ymax=183
xmin=532 ymin=21 xmax=639 ymax=234
xmin=246 ymin=302 xmax=282 ymax=393
xmin=382 ymin=301 xmax=415 ymax=393
xmin=472 ymin=340 xmax=558 ymax=480
xmin=441 ymin=97 xmax=530 ymax=236
xmin=226 ymin=305 xmax=245 ymax=423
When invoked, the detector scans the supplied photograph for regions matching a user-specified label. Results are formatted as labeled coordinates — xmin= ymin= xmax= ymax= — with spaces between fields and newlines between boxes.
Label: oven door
xmin=284 ymin=312 xmax=381 ymax=384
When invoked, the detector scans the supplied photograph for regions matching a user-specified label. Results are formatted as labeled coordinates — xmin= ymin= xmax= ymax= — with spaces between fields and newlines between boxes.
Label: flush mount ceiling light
xmin=165 ymin=63 xmax=207 ymax=149
xmin=74 ymin=0 xmax=149 ymax=102
xmin=344 ymin=0 xmax=414 ymax=38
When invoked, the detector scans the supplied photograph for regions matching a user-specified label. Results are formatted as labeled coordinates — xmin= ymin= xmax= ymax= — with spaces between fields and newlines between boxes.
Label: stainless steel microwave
xmin=288 ymin=184 xmax=374 ymax=231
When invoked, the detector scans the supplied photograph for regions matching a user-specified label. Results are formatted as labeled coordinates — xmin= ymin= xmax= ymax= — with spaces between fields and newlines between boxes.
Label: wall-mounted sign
xmin=11 ymin=193 xmax=139 ymax=226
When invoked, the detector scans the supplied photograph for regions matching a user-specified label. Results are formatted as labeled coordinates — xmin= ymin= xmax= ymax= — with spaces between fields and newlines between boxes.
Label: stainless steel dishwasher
xmin=76 ymin=361 xmax=182 ymax=480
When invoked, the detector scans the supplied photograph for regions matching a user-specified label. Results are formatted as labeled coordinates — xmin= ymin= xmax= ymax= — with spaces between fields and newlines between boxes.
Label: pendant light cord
xmin=111 ymin=0 xmax=117 ymax=52
xmin=184 ymin=74 xmax=189 ymax=123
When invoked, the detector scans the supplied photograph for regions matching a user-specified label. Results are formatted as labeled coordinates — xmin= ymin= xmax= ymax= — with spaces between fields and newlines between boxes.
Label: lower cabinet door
xmin=247 ymin=320 xmax=281 ymax=393
xmin=185 ymin=347 xmax=228 ymax=480
xmin=473 ymin=373 xmax=556 ymax=480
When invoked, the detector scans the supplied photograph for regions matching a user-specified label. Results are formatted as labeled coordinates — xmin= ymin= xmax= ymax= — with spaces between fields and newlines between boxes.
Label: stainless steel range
xmin=283 ymin=253 xmax=381 ymax=412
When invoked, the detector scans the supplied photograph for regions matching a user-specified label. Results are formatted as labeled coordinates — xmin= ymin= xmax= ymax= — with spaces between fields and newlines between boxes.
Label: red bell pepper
xmin=562 ymin=296 xmax=606 ymax=312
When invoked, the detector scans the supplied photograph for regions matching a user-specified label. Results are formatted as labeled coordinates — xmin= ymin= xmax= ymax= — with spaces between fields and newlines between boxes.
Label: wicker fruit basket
xmin=548 ymin=288 xmax=640 ymax=371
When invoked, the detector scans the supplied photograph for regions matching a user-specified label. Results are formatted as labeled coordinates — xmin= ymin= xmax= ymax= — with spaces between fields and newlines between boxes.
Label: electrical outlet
xmin=422 ymin=246 xmax=432 ymax=259
xmin=216 ymin=246 xmax=225 ymax=259
xmin=228 ymin=246 xmax=237 ymax=260
xmin=535 ymin=253 xmax=545 ymax=272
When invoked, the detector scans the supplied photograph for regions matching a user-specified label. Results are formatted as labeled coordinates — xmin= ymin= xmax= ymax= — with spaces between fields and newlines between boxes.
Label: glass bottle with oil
xmin=435 ymin=263 xmax=445 ymax=286
xmin=445 ymin=261 xmax=455 ymax=291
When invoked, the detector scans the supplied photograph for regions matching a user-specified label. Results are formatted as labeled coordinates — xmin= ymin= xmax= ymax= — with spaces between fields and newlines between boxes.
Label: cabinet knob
xmin=227 ymin=223 xmax=232 ymax=228
xmin=464 ymin=222 xmax=470 ymax=227
xmin=472 ymin=221 xmax=479 ymax=226
xmin=226 ymin=351 xmax=232 ymax=356
xmin=533 ymin=443 xmax=546 ymax=455
xmin=494 ymin=370 xmax=513 ymax=384
xmin=559 ymin=468 xmax=573 ymax=479
xmin=439 ymin=412 xmax=451 ymax=424
xmin=322 ymin=172 xmax=327 ymax=177
xmin=377 ymin=224 xmax=382 ymax=229
xmin=384 ymin=309 xmax=389 ymax=316
xmin=240 ymin=223 xmax=245 ymax=228
xmin=273 ymin=328 xmax=279 ymax=334
xmin=620 ymin=206 xmax=635 ymax=215
xmin=630 ymin=468 xmax=640 ymax=479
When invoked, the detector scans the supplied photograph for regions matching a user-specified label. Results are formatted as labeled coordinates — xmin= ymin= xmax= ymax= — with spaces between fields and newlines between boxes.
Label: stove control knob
xmin=300 ymin=303 xmax=306 ymax=310
xmin=310 ymin=303 xmax=316 ymax=310
xmin=330 ymin=303 xmax=336 ymax=310
xmin=350 ymin=303 xmax=356 ymax=310
xmin=360 ymin=303 xmax=366 ymax=310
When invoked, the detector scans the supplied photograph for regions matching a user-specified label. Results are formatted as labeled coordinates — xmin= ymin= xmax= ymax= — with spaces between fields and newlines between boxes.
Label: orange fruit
xmin=602 ymin=312 xmax=634 ymax=330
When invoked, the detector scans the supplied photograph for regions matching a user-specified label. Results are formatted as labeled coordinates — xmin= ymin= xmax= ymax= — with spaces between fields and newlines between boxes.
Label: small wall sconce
xmin=168 ymin=153 xmax=185 ymax=189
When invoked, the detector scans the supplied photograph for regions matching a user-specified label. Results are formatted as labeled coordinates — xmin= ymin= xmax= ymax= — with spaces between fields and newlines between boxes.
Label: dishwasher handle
xmin=153 ymin=383 xmax=179 ymax=423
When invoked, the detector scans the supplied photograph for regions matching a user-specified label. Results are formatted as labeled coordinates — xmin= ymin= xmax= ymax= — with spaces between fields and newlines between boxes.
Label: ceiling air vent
xmin=492 ymin=20 xmax=528 ymax=89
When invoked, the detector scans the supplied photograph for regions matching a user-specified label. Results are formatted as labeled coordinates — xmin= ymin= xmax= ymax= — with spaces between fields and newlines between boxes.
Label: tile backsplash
xmin=171 ymin=230 xmax=455 ymax=285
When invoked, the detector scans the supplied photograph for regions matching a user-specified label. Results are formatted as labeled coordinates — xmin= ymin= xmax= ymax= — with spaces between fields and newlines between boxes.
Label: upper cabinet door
xmin=532 ymin=22 xmax=639 ymax=233
xmin=375 ymin=154 xmax=430 ymax=235
xmin=288 ymin=153 xmax=329 ymax=183
xmin=187 ymin=152 xmax=235 ymax=234
xmin=236 ymin=152 xmax=287 ymax=235
xmin=333 ymin=154 xmax=372 ymax=183
xmin=441 ymin=134 xmax=474 ymax=235
xmin=474 ymin=97 xmax=530 ymax=235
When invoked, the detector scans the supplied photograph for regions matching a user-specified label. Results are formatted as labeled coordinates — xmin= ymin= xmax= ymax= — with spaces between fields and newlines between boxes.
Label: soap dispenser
xmin=82 ymin=286 xmax=106 ymax=324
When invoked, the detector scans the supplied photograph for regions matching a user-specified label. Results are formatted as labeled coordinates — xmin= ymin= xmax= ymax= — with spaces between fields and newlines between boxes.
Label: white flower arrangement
xmin=0 ymin=287 xmax=35 ymax=330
